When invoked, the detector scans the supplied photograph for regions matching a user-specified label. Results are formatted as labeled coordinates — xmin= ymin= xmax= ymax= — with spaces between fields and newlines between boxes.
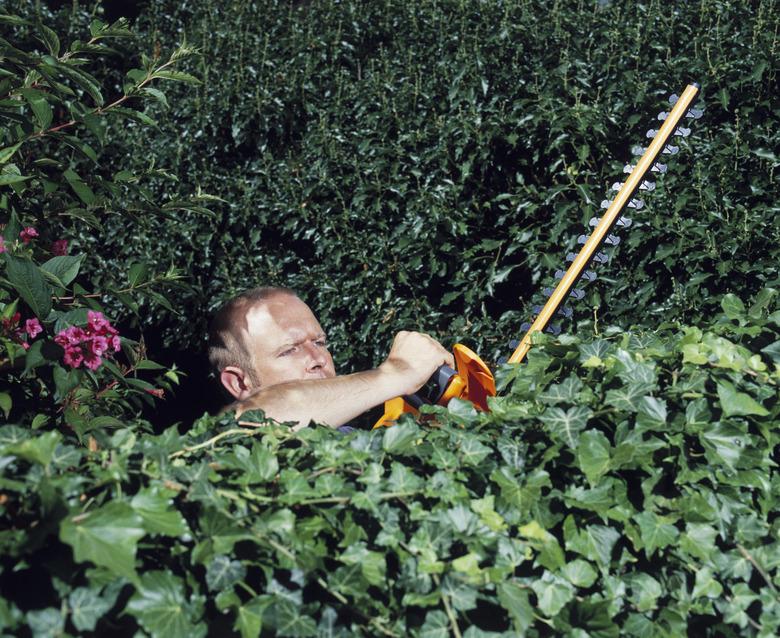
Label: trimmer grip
xmin=403 ymin=364 xmax=458 ymax=409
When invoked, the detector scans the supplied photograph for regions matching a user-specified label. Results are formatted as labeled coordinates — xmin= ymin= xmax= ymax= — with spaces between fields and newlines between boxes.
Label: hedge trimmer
xmin=374 ymin=83 xmax=703 ymax=428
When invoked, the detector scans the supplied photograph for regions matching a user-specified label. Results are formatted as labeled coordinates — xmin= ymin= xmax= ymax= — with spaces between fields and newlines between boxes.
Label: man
xmin=208 ymin=286 xmax=454 ymax=429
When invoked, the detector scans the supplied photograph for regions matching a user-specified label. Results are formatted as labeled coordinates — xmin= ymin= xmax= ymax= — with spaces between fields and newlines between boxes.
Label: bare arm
xmin=232 ymin=331 xmax=454 ymax=429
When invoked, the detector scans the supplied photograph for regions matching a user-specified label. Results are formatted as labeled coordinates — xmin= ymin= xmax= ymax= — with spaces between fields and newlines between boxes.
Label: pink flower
xmin=25 ymin=318 xmax=42 ymax=339
xmin=52 ymin=239 xmax=68 ymax=256
xmin=19 ymin=227 xmax=38 ymax=244
xmin=0 ymin=236 xmax=5 ymax=253
xmin=55 ymin=312 xmax=121 ymax=371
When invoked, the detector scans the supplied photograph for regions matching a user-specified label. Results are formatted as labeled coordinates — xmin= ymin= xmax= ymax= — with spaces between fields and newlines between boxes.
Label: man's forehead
xmin=244 ymin=294 xmax=323 ymax=338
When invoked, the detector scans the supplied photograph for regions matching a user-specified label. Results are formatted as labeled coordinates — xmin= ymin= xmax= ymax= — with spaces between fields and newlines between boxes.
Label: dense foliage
xmin=0 ymin=1 xmax=778 ymax=636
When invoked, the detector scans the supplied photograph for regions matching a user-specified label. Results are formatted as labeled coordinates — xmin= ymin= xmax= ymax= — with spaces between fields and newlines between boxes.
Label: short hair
xmin=207 ymin=286 xmax=298 ymax=384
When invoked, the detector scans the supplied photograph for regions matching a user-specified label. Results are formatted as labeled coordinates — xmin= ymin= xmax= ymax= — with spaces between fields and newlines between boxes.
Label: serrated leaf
xmin=40 ymin=255 xmax=84 ymax=287
xmin=4 ymin=255 xmax=52 ymax=319
xmin=60 ymin=501 xmax=146 ymax=582
xmin=0 ymin=142 xmax=22 ymax=165
xmin=63 ymin=168 xmax=96 ymax=205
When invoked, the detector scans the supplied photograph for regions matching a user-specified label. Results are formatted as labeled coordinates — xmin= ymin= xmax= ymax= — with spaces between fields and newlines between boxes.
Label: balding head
xmin=208 ymin=286 xmax=298 ymax=387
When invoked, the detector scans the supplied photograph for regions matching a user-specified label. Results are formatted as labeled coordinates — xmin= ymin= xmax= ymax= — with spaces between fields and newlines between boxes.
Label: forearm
xmin=233 ymin=366 xmax=407 ymax=429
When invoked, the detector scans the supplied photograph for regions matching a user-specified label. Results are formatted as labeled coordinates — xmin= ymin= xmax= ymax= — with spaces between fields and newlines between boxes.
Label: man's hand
xmin=378 ymin=330 xmax=455 ymax=396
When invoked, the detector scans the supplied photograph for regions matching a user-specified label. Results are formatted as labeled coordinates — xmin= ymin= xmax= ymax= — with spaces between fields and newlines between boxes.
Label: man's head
xmin=208 ymin=287 xmax=336 ymax=401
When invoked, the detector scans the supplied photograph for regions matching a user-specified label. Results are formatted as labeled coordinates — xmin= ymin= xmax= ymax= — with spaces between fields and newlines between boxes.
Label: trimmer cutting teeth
xmin=374 ymin=83 xmax=704 ymax=428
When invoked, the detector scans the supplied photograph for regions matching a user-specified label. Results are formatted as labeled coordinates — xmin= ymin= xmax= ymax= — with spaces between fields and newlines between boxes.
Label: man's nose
xmin=303 ymin=342 xmax=326 ymax=370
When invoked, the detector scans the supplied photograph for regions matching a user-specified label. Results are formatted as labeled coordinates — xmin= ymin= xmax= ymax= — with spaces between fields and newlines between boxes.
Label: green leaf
xmin=63 ymin=168 xmax=96 ymax=205
xmin=20 ymin=88 xmax=53 ymax=130
xmin=131 ymin=486 xmax=190 ymax=536
xmin=497 ymin=581 xmax=533 ymax=634
xmin=577 ymin=429 xmax=611 ymax=485
xmin=5 ymin=431 xmax=61 ymax=466
xmin=340 ymin=543 xmax=386 ymax=586
xmin=127 ymin=571 xmax=207 ymax=638
xmin=538 ymin=405 xmax=592 ymax=448
xmin=234 ymin=597 xmax=271 ymax=638
xmin=68 ymin=586 xmax=115 ymax=632
xmin=721 ymin=294 xmax=746 ymax=320
xmin=59 ymin=501 xmax=146 ymax=582
xmin=560 ymin=559 xmax=598 ymax=588
xmin=419 ymin=610 xmax=449 ymax=638
xmin=636 ymin=396 xmax=668 ymax=429
xmin=40 ymin=255 xmax=84 ymax=287
xmin=0 ymin=142 xmax=22 ymax=165
xmin=0 ymin=392 xmax=10 ymax=419
xmin=634 ymin=511 xmax=679 ymax=556
xmin=37 ymin=23 xmax=61 ymax=56
xmin=382 ymin=420 xmax=420 ymax=453
xmin=205 ymin=555 xmax=246 ymax=592
xmin=4 ymin=255 xmax=52 ymax=319
xmin=153 ymin=70 xmax=202 ymax=84
xmin=530 ymin=571 xmax=574 ymax=617
xmin=25 ymin=608 xmax=64 ymax=638
xmin=699 ymin=422 xmax=744 ymax=472
xmin=716 ymin=380 xmax=769 ymax=417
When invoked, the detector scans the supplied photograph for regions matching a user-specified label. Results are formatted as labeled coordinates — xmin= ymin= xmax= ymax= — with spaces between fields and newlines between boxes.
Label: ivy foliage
xmin=1 ymin=294 xmax=779 ymax=636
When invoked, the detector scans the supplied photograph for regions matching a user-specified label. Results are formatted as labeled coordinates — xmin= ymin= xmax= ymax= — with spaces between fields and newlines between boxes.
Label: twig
xmin=432 ymin=574 xmax=462 ymax=638
xmin=169 ymin=428 xmax=258 ymax=458
xmin=737 ymin=543 xmax=778 ymax=598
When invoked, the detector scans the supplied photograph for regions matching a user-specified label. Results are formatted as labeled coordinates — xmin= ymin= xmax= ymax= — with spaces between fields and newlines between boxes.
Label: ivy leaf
xmin=59 ymin=501 xmax=146 ymax=582
xmin=419 ymin=610 xmax=449 ymax=638
xmin=539 ymin=375 xmax=583 ymax=404
xmin=68 ymin=586 xmax=115 ymax=632
xmin=340 ymin=543 xmax=386 ymax=586
xmin=25 ymin=608 xmax=63 ymax=638
xmin=497 ymin=581 xmax=533 ymax=634
xmin=577 ymin=429 xmax=611 ymax=485
xmin=634 ymin=511 xmax=679 ymax=557
xmin=127 ymin=571 xmax=207 ymax=638
xmin=538 ymin=405 xmax=592 ymax=448
xmin=530 ymin=571 xmax=574 ymax=617
xmin=4 ymin=255 xmax=52 ymax=320
xmin=131 ymin=486 xmax=190 ymax=536
xmin=721 ymin=294 xmax=746 ymax=320
xmin=206 ymin=555 xmax=246 ymax=592
xmin=234 ymin=597 xmax=271 ymax=638
xmin=636 ymin=396 xmax=667 ymax=429
xmin=699 ymin=423 xmax=744 ymax=472
xmin=560 ymin=559 xmax=598 ymax=588
xmin=382 ymin=420 xmax=419 ymax=453
xmin=716 ymin=380 xmax=769 ymax=417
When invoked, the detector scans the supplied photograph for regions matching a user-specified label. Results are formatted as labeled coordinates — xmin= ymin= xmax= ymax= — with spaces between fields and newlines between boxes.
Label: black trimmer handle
xmin=403 ymin=364 xmax=458 ymax=409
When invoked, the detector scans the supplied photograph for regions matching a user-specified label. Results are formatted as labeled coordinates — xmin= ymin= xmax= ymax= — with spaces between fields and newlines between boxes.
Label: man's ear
xmin=220 ymin=366 xmax=257 ymax=401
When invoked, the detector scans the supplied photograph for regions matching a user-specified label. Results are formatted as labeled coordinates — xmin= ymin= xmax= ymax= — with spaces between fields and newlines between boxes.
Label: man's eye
xmin=316 ymin=340 xmax=328 ymax=348
xmin=279 ymin=347 xmax=296 ymax=357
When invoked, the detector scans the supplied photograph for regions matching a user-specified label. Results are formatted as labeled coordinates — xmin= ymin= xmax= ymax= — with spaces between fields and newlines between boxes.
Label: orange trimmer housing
xmin=373 ymin=343 xmax=496 ymax=428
